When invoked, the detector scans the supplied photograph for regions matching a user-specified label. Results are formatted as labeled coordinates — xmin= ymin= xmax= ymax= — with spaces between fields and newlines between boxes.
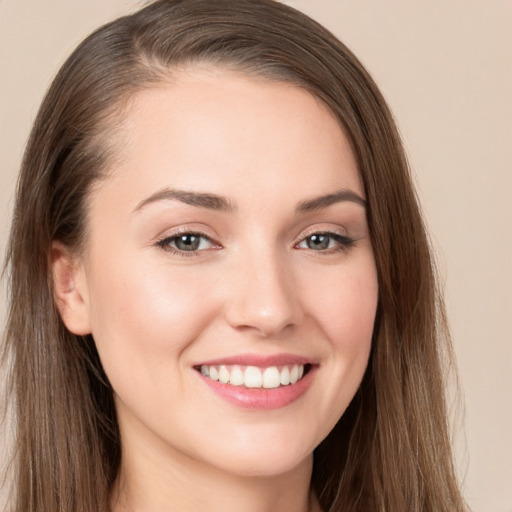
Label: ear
xmin=51 ymin=241 xmax=92 ymax=335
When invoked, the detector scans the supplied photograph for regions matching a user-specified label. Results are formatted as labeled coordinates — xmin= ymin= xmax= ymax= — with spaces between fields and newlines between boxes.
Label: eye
xmin=156 ymin=232 xmax=217 ymax=254
xmin=297 ymin=232 xmax=354 ymax=252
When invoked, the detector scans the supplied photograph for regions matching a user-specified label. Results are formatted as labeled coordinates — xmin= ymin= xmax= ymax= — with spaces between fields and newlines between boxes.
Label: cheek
xmin=85 ymin=256 xmax=219 ymax=385
xmin=308 ymin=260 xmax=378 ymax=350
xmin=304 ymin=258 xmax=378 ymax=407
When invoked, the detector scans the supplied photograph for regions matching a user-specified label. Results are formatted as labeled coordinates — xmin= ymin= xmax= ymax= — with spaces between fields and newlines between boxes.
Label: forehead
xmin=94 ymin=68 xmax=363 ymax=213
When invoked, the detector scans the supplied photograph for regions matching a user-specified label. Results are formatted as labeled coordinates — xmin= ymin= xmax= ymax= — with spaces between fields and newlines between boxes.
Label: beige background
xmin=1 ymin=1 xmax=511 ymax=511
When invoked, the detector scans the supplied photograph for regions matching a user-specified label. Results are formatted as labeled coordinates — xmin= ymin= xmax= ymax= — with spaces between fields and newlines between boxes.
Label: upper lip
xmin=194 ymin=353 xmax=317 ymax=368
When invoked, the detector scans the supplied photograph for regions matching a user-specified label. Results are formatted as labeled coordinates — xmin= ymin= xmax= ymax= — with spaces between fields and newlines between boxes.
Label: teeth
xmin=218 ymin=365 xmax=230 ymax=384
xmin=290 ymin=365 xmax=299 ymax=384
xmin=245 ymin=366 xmax=263 ymax=388
xmin=229 ymin=366 xmax=244 ymax=386
xmin=199 ymin=364 xmax=306 ymax=388
xmin=262 ymin=367 xmax=280 ymax=388
xmin=280 ymin=366 xmax=290 ymax=385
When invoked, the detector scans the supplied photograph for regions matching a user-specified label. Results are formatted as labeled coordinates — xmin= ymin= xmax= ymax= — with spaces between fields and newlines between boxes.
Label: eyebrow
xmin=133 ymin=188 xmax=236 ymax=213
xmin=133 ymin=187 xmax=366 ymax=213
xmin=295 ymin=189 xmax=367 ymax=212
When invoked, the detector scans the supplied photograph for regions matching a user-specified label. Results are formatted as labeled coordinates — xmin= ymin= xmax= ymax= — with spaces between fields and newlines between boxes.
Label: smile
xmin=193 ymin=355 xmax=317 ymax=410
xmin=199 ymin=364 xmax=307 ymax=388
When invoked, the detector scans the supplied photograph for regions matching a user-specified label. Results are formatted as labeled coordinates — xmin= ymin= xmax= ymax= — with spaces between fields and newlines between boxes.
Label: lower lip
xmin=197 ymin=366 xmax=316 ymax=410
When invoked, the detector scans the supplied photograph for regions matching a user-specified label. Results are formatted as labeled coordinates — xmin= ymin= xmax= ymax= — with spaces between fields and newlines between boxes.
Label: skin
xmin=53 ymin=68 xmax=379 ymax=512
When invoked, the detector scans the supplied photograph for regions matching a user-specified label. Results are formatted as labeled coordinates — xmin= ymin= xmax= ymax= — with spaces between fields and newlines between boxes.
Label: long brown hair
xmin=2 ymin=1 xmax=466 ymax=510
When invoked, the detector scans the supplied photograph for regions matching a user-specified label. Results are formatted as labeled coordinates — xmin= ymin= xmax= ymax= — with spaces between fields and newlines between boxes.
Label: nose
xmin=223 ymin=249 xmax=303 ymax=337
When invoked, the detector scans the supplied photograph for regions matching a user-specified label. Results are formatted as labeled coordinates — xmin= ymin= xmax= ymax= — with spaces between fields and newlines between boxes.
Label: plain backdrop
xmin=1 ymin=1 xmax=511 ymax=511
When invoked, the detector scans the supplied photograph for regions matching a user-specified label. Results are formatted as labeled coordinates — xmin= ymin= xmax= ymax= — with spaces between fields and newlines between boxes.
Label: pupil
xmin=308 ymin=234 xmax=329 ymax=250
xmin=176 ymin=234 xmax=200 ymax=251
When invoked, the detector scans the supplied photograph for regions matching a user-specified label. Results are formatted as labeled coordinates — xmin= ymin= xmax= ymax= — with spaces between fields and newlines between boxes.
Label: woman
xmin=1 ymin=0 xmax=467 ymax=511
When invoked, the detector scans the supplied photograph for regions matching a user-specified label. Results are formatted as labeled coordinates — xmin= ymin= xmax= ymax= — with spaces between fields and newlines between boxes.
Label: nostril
xmin=223 ymin=267 xmax=302 ymax=337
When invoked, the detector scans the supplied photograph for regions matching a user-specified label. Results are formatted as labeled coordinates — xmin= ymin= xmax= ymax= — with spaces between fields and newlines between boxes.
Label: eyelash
xmin=295 ymin=231 xmax=355 ymax=253
xmin=155 ymin=229 xmax=355 ymax=257
xmin=155 ymin=230 xmax=218 ymax=258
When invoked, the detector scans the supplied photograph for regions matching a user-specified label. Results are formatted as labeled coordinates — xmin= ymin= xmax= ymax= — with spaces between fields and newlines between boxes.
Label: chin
xmin=188 ymin=424 xmax=320 ymax=479
xmin=208 ymin=449 xmax=313 ymax=479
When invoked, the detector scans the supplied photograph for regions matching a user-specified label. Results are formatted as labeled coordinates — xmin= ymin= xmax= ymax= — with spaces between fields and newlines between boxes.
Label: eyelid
xmin=154 ymin=225 xmax=222 ymax=256
xmin=293 ymin=225 xmax=355 ymax=252
xmin=294 ymin=224 xmax=349 ymax=243
xmin=154 ymin=223 xmax=218 ymax=242
xmin=153 ymin=224 xmax=356 ymax=257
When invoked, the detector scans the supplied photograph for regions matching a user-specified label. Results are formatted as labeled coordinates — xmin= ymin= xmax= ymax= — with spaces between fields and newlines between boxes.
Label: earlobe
xmin=51 ymin=242 xmax=91 ymax=335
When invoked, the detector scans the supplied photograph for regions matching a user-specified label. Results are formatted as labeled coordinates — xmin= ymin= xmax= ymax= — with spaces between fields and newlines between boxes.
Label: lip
xmin=193 ymin=353 xmax=318 ymax=410
xmin=194 ymin=352 xmax=317 ymax=368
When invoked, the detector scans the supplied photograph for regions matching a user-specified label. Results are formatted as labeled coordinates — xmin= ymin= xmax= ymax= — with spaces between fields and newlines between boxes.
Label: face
xmin=67 ymin=68 xmax=378 ymax=478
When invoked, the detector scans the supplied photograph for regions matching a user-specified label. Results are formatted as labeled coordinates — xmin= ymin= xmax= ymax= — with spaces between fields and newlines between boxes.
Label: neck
xmin=111 ymin=422 xmax=320 ymax=512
